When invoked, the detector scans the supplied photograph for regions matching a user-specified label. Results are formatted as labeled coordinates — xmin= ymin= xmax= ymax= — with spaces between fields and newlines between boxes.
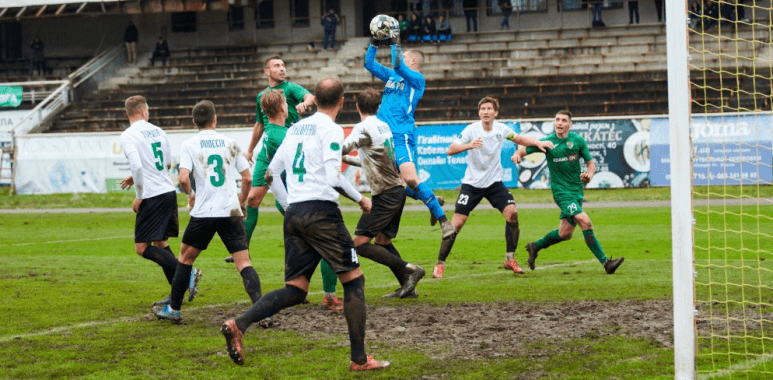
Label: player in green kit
xmin=237 ymin=58 xmax=343 ymax=310
xmin=512 ymin=110 xmax=624 ymax=275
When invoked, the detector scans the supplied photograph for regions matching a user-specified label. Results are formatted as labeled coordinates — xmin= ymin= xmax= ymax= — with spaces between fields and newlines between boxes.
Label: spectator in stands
xmin=628 ymin=1 xmax=639 ymax=24
xmin=720 ymin=1 xmax=737 ymax=26
xmin=654 ymin=0 xmax=664 ymax=23
xmin=499 ymin=0 xmax=512 ymax=29
xmin=703 ymin=0 xmax=719 ymax=29
xmin=321 ymin=7 xmax=339 ymax=50
xmin=123 ymin=21 xmax=139 ymax=64
xmin=30 ymin=36 xmax=46 ymax=76
xmin=151 ymin=37 xmax=170 ymax=66
xmin=690 ymin=1 xmax=702 ymax=29
xmin=397 ymin=14 xmax=409 ymax=41
xmin=737 ymin=0 xmax=748 ymax=23
xmin=591 ymin=0 xmax=605 ymax=27
xmin=422 ymin=16 xmax=437 ymax=42
xmin=463 ymin=0 xmax=478 ymax=32
xmin=437 ymin=14 xmax=452 ymax=41
xmin=408 ymin=12 xmax=422 ymax=42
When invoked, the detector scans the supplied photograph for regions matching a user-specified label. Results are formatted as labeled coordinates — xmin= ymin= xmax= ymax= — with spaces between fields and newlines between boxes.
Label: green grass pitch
xmin=1 ymin=190 xmax=772 ymax=379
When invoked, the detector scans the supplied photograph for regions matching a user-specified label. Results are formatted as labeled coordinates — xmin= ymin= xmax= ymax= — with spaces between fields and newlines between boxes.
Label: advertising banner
xmin=650 ymin=114 xmax=773 ymax=186
xmin=517 ymin=118 xmax=652 ymax=189
xmin=0 ymin=86 xmax=22 ymax=108
xmin=15 ymin=129 xmax=253 ymax=194
xmin=0 ymin=110 xmax=31 ymax=186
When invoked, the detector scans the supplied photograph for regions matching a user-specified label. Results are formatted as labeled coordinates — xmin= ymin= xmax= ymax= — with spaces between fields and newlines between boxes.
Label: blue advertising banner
xmin=415 ymin=122 xmax=520 ymax=190
xmin=517 ymin=118 xmax=652 ymax=189
xmin=650 ymin=114 xmax=773 ymax=186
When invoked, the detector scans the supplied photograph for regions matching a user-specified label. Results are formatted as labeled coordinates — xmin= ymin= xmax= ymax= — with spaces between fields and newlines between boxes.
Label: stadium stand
xmin=46 ymin=22 xmax=768 ymax=132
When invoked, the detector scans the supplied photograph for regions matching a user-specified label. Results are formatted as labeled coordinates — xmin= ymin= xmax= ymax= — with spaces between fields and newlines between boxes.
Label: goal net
xmin=684 ymin=0 xmax=773 ymax=378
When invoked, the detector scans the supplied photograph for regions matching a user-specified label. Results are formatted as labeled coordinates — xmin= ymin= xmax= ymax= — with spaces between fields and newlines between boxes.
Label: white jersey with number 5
xmin=179 ymin=130 xmax=250 ymax=218
xmin=120 ymin=120 xmax=175 ymax=199
xmin=455 ymin=121 xmax=516 ymax=188
xmin=270 ymin=112 xmax=343 ymax=204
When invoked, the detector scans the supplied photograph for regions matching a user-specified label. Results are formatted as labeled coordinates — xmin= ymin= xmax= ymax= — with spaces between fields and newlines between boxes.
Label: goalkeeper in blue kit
xmin=364 ymin=19 xmax=455 ymax=240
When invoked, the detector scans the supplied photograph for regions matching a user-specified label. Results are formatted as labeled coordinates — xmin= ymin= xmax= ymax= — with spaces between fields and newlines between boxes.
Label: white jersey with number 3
xmin=269 ymin=112 xmax=343 ymax=204
xmin=120 ymin=120 xmax=175 ymax=199
xmin=455 ymin=121 xmax=516 ymax=188
xmin=179 ymin=130 xmax=250 ymax=218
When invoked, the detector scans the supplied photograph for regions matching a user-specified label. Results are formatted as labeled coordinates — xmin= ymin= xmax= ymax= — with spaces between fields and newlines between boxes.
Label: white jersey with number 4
xmin=269 ymin=112 xmax=343 ymax=204
xmin=179 ymin=130 xmax=250 ymax=218
xmin=455 ymin=121 xmax=516 ymax=188
xmin=120 ymin=120 xmax=175 ymax=199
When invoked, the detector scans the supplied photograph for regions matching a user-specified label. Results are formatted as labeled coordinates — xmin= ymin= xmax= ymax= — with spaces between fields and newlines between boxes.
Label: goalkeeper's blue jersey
xmin=364 ymin=44 xmax=425 ymax=136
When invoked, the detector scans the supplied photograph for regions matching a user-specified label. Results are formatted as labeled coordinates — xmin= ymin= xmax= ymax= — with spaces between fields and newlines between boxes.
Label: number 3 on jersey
xmin=292 ymin=143 xmax=306 ymax=182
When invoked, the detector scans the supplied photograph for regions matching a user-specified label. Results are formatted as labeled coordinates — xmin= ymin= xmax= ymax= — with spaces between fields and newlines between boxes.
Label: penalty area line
xmin=0 ymin=259 xmax=598 ymax=343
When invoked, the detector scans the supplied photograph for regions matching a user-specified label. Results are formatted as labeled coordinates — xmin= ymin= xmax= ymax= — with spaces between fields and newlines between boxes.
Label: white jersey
xmin=342 ymin=115 xmax=402 ymax=195
xmin=179 ymin=130 xmax=250 ymax=218
xmin=455 ymin=121 xmax=516 ymax=188
xmin=270 ymin=112 xmax=344 ymax=204
xmin=120 ymin=119 xmax=175 ymax=199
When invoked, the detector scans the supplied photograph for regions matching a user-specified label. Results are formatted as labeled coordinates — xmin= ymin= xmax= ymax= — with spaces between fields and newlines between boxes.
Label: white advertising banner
xmin=0 ymin=110 xmax=30 ymax=185
xmin=14 ymin=128 xmax=254 ymax=194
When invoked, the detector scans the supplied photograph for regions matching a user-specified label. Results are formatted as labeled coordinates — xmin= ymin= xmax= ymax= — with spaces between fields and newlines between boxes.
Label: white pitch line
xmin=0 ymin=259 xmax=598 ymax=343
xmin=0 ymin=235 xmax=134 ymax=248
xmin=698 ymin=353 xmax=773 ymax=379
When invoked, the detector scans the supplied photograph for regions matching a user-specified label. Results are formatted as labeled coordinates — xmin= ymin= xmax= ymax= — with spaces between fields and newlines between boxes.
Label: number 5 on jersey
xmin=292 ymin=143 xmax=306 ymax=182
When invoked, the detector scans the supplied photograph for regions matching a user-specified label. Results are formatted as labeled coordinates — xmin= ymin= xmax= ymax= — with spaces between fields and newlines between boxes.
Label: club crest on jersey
xmin=330 ymin=142 xmax=340 ymax=151
xmin=496 ymin=134 xmax=502 ymax=139
xmin=566 ymin=141 xmax=574 ymax=149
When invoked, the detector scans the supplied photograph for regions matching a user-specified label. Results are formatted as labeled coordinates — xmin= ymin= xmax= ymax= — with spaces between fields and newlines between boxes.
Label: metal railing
xmin=10 ymin=43 xmax=124 ymax=136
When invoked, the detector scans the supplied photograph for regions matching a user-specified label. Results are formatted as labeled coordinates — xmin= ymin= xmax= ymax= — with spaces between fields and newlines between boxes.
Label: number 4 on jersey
xmin=292 ymin=143 xmax=306 ymax=182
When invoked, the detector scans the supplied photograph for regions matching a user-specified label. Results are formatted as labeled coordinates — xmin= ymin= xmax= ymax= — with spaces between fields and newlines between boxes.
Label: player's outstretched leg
xmin=525 ymin=229 xmax=564 ymax=270
xmin=222 ymin=284 xmax=308 ymax=365
xmin=342 ymin=275 xmax=390 ymax=371
xmin=583 ymin=229 xmax=624 ymax=274
xmin=356 ymin=242 xmax=425 ymax=298
xmin=140 ymin=245 xmax=178 ymax=285
xmin=321 ymin=260 xmax=342 ymax=311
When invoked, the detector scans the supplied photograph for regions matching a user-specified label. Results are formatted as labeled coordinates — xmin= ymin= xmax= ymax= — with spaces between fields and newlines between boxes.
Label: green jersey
xmin=255 ymin=81 xmax=310 ymax=128
xmin=526 ymin=132 xmax=592 ymax=195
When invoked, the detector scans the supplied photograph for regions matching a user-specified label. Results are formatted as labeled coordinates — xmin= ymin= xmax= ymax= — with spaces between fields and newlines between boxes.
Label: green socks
xmin=244 ymin=206 xmax=259 ymax=247
xmin=535 ymin=229 xmax=563 ymax=250
xmin=321 ymin=259 xmax=338 ymax=293
xmin=583 ymin=229 xmax=608 ymax=264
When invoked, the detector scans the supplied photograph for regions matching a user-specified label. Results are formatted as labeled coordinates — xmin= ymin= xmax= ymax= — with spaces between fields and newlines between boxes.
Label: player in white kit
xmin=221 ymin=77 xmax=389 ymax=371
xmin=431 ymin=97 xmax=554 ymax=279
xmin=342 ymin=88 xmax=425 ymax=299
xmin=152 ymin=100 xmax=263 ymax=323
xmin=119 ymin=95 xmax=201 ymax=305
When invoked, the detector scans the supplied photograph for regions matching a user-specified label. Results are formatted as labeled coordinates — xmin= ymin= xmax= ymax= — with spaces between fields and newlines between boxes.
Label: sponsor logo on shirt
xmin=553 ymin=154 xmax=578 ymax=163
xmin=385 ymin=79 xmax=405 ymax=91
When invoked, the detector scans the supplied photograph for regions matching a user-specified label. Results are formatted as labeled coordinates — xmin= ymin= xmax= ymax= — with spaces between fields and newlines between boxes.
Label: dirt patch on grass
xmin=189 ymin=299 xmax=674 ymax=360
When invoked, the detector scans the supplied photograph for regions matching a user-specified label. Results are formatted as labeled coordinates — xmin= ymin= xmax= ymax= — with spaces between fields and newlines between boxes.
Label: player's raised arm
xmin=448 ymin=125 xmax=481 ymax=156
xmin=509 ymin=133 xmax=554 ymax=152
xmin=364 ymin=43 xmax=394 ymax=83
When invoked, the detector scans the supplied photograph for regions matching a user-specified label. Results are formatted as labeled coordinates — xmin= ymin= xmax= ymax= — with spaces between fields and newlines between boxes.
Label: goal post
xmin=667 ymin=1 xmax=697 ymax=379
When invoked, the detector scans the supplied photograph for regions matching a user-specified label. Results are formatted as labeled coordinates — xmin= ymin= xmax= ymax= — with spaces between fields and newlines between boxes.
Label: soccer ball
xmin=370 ymin=14 xmax=396 ymax=40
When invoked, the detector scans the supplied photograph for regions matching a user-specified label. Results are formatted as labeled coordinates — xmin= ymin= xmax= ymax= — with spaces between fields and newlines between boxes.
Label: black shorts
xmin=454 ymin=181 xmax=515 ymax=216
xmin=283 ymin=200 xmax=359 ymax=282
xmin=354 ymin=186 xmax=405 ymax=239
xmin=135 ymin=191 xmax=179 ymax=243
xmin=181 ymin=216 xmax=249 ymax=254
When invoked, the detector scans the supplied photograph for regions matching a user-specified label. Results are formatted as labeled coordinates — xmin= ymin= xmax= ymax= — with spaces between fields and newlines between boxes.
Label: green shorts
xmin=553 ymin=192 xmax=584 ymax=223
xmin=251 ymin=125 xmax=287 ymax=187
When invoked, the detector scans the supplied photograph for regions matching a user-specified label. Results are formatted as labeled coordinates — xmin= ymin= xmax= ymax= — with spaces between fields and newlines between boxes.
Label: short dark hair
xmin=264 ymin=56 xmax=282 ymax=69
xmin=405 ymin=50 xmax=424 ymax=69
xmin=124 ymin=95 xmax=147 ymax=117
xmin=260 ymin=89 xmax=285 ymax=118
xmin=314 ymin=77 xmax=344 ymax=109
xmin=556 ymin=110 xmax=573 ymax=120
xmin=192 ymin=100 xmax=216 ymax=128
xmin=478 ymin=96 xmax=499 ymax=112
xmin=356 ymin=88 xmax=381 ymax=115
